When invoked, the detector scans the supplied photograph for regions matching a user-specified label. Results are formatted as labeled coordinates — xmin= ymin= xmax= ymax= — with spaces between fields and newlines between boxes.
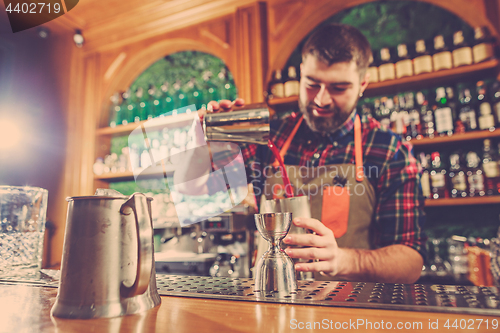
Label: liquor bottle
xmin=419 ymin=152 xmax=431 ymax=198
xmin=378 ymin=47 xmax=395 ymax=82
xmin=119 ymin=147 xmax=129 ymax=172
xmin=201 ymin=71 xmax=219 ymax=108
xmin=367 ymin=51 xmax=379 ymax=83
xmin=163 ymin=82 xmax=176 ymax=116
xmin=139 ymin=86 xmax=152 ymax=121
xmin=482 ymin=139 xmax=500 ymax=195
xmin=390 ymin=95 xmax=400 ymax=134
xmin=378 ymin=96 xmax=392 ymax=131
xmin=417 ymin=91 xmax=435 ymax=138
xmin=178 ymin=81 xmax=189 ymax=108
xmin=430 ymin=151 xmax=448 ymax=199
xmin=129 ymin=144 xmax=140 ymax=171
xmin=446 ymin=86 xmax=459 ymax=121
xmin=159 ymin=139 xmax=170 ymax=164
xmin=269 ymin=70 xmax=285 ymax=99
xmin=148 ymin=84 xmax=159 ymax=119
xmin=220 ymin=73 xmax=237 ymax=102
xmin=458 ymin=86 xmax=478 ymax=132
xmin=472 ymin=26 xmax=496 ymax=64
xmin=93 ymin=157 xmax=105 ymax=176
xmin=490 ymin=79 xmax=500 ymax=125
xmin=373 ymin=98 xmax=382 ymax=120
xmin=452 ymin=30 xmax=473 ymax=67
xmin=140 ymin=147 xmax=152 ymax=169
xmin=395 ymin=94 xmax=409 ymax=137
xmin=448 ymin=152 xmax=468 ymax=198
xmin=405 ymin=92 xmax=421 ymax=141
xmin=151 ymin=139 xmax=161 ymax=163
xmin=360 ymin=102 xmax=373 ymax=118
xmin=466 ymin=150 xmax=486 ymax=197
xmin=108 ymin=92 xmax=121 ymax=128
xmin=186 ymin=78 xmax=203 ymax=110
xmin=433 ymin=87 xmax=454 ymax=136
xmin=413 ymin=39 xmax=433 ymax=75
xmin=133 ymin=87 xmax=144 ymax=123
xmin=120 ymin=90 xmax=131 ymax=125
xmin=476 ymin=80 xmax=495 ymax=131
xmin=432 ymin=35 xmax=453 ymax=71
xmin=395 ymin=43 xmax=413 ymax=79
xmin=284 ymin=66 xmax=300 ymax=97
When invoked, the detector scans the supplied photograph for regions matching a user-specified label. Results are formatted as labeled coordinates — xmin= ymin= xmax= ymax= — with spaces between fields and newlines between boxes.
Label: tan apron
xmin=256 ymin=115 xmax=377 ymax=280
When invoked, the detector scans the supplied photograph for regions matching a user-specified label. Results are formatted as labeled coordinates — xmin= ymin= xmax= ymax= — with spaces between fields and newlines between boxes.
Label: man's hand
xmin=283 ymin=217 xmax=345 ymax=277
xmin=207 ymin=98 xmax=246 ymax=113
xmin=283 ymin=217 xmax=424 ymax=283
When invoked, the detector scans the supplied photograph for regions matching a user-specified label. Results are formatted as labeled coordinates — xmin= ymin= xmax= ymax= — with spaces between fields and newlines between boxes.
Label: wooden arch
xmin=101 ymin=38 xmax=234 ymax=114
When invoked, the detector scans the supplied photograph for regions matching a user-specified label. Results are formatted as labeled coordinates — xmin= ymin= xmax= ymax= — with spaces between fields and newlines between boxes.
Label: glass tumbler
xmin=0 ymin=186 xmax=48 ymax=279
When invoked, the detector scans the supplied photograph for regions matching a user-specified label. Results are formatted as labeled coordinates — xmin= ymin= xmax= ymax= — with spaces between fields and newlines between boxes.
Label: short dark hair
xmin=301 ymin=23 xmax=372 ymax=76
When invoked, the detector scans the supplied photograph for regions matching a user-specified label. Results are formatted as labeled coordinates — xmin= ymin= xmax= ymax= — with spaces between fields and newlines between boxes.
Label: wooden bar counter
xmin=2 ymin=282 xmax=500 ymax=333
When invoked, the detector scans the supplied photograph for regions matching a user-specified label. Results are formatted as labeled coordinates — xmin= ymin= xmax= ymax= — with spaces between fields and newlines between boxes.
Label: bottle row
xmin=107 ymin=72 xmax=238 ymax=128
xmin=368 ymin=26 xmax=496 ymax=82
xmin=422 ymin=235 xmax=493 ymax=286
xmin=419 ymin=139 xmax=500 ymax=200
xmin=358 ymin=77 xmax=500 ymax=142
xmin=94 ymin=126 xmax=193 ymax=175
xmin=267 ymin=66 xmax=300 ymax=100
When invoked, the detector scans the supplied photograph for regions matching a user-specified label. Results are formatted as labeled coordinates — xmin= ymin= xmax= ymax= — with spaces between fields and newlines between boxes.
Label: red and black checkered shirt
xmin=235 ymin=110 xmax=427 ymax=260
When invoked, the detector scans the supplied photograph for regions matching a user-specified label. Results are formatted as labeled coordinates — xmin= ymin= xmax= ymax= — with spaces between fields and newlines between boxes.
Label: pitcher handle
xmin=120 ymin=192 xmax=153 ymax=297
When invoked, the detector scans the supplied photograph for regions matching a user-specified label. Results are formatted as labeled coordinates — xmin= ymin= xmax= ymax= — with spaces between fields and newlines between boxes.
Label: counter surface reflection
xmin=1 ymin=273 xmax=500 ymax=332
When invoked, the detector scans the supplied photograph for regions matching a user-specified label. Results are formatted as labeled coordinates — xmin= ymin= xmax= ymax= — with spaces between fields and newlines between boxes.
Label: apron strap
xmin=354 ymin=114 xmax=364 ymax=182
xmin=272 ymin=114 xmax=364 ymax=182
xmin=272 ymin=116 xmax=304 ymax=168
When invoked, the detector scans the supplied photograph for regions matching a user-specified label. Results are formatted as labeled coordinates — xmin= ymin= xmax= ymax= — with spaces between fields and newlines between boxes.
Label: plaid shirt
xmin=238 ymin=110 xmax=427 ymax=260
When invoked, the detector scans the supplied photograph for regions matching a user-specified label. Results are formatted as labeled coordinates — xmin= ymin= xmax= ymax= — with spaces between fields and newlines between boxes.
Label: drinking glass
xmin=0 ymin=186 xmax=48 ymax=279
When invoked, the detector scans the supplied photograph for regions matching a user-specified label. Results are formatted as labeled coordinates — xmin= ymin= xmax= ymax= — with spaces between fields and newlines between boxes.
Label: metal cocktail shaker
xmin=202 ymin=103 xmax=270 ymax=145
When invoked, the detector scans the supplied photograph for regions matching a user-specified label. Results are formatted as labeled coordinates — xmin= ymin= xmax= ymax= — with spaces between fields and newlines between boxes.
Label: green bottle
xmin=202 ymin=71 xmax=219 ymax=105
xmin=133 ymin=87 xmax=145 ymax=123
xmin=144 ymin=84 xmax=156 ymax=120
xmin=108 ymin=92 xmax=121 ymax=127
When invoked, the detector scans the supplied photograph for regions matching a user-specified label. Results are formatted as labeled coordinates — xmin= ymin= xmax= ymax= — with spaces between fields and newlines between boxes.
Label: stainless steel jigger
xmin=260 ymin=196 xmax=313 ymax=280
xmin=254 ymin=213 xmax=298 ymax=294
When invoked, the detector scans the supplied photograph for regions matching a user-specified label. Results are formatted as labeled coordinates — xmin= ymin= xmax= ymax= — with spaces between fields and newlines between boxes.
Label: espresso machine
xmin=153 ymin=205 xmax=256 ymax=277
xmin=154 ymin=104 xmax=269 ymax=277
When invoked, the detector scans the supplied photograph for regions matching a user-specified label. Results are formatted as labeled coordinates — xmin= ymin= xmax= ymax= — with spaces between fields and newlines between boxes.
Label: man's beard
xmin=298 ymin=98 xmax=355 ymax=135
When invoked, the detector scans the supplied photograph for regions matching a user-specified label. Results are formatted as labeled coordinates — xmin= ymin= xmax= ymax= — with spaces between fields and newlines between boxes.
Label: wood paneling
xmin=45 ymin=0 xmax=257 ymax=54
xmin=235 ymin=2 xmax=268 ymax=103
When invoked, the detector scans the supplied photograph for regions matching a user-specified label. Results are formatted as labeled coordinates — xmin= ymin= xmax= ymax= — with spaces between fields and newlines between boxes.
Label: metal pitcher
xmin=203 ymin=103 xmax=270 ymax=145
xmin=51 ymin=192 xmax=161 ymax=319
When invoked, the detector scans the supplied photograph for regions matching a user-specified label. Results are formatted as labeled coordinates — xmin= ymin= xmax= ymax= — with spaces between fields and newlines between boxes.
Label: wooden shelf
xmin=408 ymin=128 xmax=500 ymax=147
xmin=96 ymin=112 xmax=197 ymax=137
xmin=364 ymin=59 xmax=500 ymax=97
xmin=425 ymin=196 xmax=500 ymax=207
xmin=94 ymin=164 xmax=175 ymax=182
xmin=266 ymin=60 xmax=499 ymax=107
xmin=267 ymin=95 xmax=298 ymax=106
